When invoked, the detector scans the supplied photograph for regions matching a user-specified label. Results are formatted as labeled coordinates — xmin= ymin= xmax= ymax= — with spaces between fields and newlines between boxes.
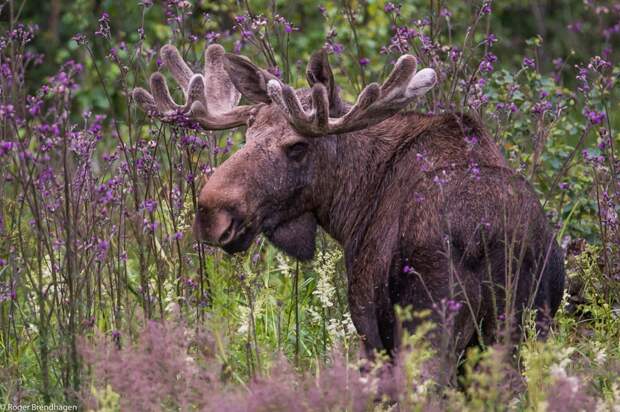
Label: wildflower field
xmin=1 ymin=0 xmax=619 ymax=410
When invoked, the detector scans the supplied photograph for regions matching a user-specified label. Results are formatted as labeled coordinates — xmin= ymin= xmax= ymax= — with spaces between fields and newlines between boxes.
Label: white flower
xmin=276 ymin=253 xmax=293 ymax=278
xmin=594 ymin=347 xmax=607 ymax=365
xmin=326 ymin=318 xmax=343 ymax=340
xmin=312 ymin=248 xmax=342 ymax=309
xmin=237 ymin=306 xmax=250 ymax=334
xmin=342 ymin=312 xmax=356 ymax=335
xmin=314 ymin=273 xmax=335 ymax=308
xmin=306 ymin=307 xmax=322 ymax=325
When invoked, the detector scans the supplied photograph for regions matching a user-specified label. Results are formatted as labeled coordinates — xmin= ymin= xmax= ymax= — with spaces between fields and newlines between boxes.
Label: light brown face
xmin=193 ymin=103 xmax=318 ymax=258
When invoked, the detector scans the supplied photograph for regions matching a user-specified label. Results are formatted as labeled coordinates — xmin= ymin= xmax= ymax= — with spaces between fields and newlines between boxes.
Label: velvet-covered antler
xmin=266 ymin=51 xmax=437 ymax=137
xmin=132 ymin=44 xmax=258 ymax=130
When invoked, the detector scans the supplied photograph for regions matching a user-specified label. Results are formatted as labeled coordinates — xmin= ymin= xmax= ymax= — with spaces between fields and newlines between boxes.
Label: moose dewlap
xmin=133 ymin=44 xmax=565 ymax=385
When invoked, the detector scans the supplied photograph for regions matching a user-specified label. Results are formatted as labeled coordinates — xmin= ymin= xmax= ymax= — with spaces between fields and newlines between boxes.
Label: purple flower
xmin=559 ymin=182 xmax=570 ymax=190
xmin=95 ymin=12 xmax=111 ymax=38
xmin=483 ymin=33 xmax=498 ymax=47
xmin=440 ymin=8 xmax=452 ymax=17
xmin=0 ymin=281 xmax=16 ymax=303
xmin=523 ymin=57 xmax=535 ymax=69
xmin=532 ymin=99 xmax=552 ymax=115
xmin=0 ymin=104 xmax=15 ymax=120
xmin=359 ymin=57 xmax=370 ymax=66
xmin=96 ymin=240 xmax=110 ymax=261
xmin=449 ymin=47 xmax=461 ymax=62
xmin=465 ymin=134 xmax=479 ymax=146
xmin=481 ymin=2 xmax=492 ymax=15
xmin=268 ymin=66 xmax=282 ymax=78
xmin=468 ymin=162 xmax=481 ymax=180
xmin=0 ymin=140 xmax=15 ymax=156
xmin=143 ymin=219 xmax=159 ymax=233
xmin=585 ymin=108 xmax=605 ymax=125
xmin=72 ymin=33 xmax=88 ymax=45
xmin=446 ymin=299 xmax=463 ymax=313
xmin=233 ymin=40 xmax=244 ymax=54
xmin=384 ymin=2 xmax=399 ymax=14
xmin=26 ymin=95 xmax=43 ymax=116
xmin=567 ymin=21 xmax=583 ymax=33
xmin=326 ymin=42 xmax=344 ymax=55
xmin=479 ymin=53 xmax=497 ymax=73
xmin=603 ymin=22 xmax=620 ymax=40
xmin=479 ymin=61 xmax=493 ymax=73
xmin=205 ymin=31 xmax=220 ymax=43
xmin=403 ymin=265 xmax=414 ymax=274
xmin=143 ymin=199 xmax=157 ymax=213
xmin=496 ymin=102 xmax=518 ymax=113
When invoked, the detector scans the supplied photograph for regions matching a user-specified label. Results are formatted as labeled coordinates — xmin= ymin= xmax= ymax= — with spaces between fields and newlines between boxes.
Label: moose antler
xmin=267 ymin=52 xmax=436 ymax=136
xmin=132 ymin=44 xmax=257 ymax=130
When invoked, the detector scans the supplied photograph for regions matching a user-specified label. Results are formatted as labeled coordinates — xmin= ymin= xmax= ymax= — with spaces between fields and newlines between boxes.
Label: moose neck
xmin=312 ymin=113 xmax=419 ymax=256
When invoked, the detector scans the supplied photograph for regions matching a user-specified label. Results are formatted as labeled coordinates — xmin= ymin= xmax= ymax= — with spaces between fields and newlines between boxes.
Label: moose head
xmin=133 ymin=44 xmax=436 ymax=260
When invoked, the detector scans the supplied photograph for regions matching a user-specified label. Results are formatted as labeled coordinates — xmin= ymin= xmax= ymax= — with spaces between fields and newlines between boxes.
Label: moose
xmin=133 ymin=44 xmax=565 ymax=385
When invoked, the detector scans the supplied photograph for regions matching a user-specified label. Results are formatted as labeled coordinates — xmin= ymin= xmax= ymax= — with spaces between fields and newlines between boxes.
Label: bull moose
xmin=133 ymin=44 xmax=565 ymax=384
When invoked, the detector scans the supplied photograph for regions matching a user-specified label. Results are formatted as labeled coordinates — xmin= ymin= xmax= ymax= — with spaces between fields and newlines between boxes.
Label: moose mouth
xmin=220 ymin=218 xmax=257 ymax=254
xmin=219 ymin=214 xmax=286 ymax=255
xmin=217 ymin=212 xmax=317 ymax=261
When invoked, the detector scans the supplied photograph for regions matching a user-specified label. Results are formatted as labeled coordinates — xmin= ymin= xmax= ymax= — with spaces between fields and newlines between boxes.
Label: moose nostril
xmin=219 ymin=218 xmax=237 ymax=245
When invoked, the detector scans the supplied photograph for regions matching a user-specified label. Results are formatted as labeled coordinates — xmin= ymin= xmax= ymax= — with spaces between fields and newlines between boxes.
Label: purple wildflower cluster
xmin=95 ymin=12 xmax=111 ymax=39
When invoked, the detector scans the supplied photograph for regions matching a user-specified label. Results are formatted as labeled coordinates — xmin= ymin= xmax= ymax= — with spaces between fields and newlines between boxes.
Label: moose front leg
xmin=347 ymin=280 xmax=385 ymax=359
xmin=384 ymin=251 xmax=482 ymax=387
xmin=348 ymin=273 xmax=461 ymax=387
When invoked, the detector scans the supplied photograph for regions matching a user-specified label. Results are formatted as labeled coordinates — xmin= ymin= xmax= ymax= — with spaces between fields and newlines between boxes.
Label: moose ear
xmin=306 ymin=49 xmax=342 ymax=113
xmin=266 ymin=213 xmax=317 ymax=261
xmin=223 ymin=54 xmax=276 ymax=104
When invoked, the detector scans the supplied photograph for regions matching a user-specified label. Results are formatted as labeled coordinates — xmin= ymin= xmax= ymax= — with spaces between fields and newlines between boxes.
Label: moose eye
xmin=284 ymin=142 xmax=309 ymax=161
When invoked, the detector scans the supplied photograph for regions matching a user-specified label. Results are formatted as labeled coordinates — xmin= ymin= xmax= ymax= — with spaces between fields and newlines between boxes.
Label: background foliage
xmin=0 ymin=0 xmax=619 ymax=410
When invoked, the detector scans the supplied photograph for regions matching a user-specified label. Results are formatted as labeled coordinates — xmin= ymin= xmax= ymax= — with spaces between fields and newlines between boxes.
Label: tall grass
xmin=0 ymin=0 xmax=618 ymax=410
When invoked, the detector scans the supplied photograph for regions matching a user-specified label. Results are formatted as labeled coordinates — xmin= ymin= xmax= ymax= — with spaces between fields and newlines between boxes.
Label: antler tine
xmin=132 ymin=44 xmax=254 ymax=130
xmin=311 ymin=83 xmax=330 ymax=130
xmin=267 ymin=53 xmax=436 ymax=137
xmin=204 ymin=44 xmax=241 ymax=114
xmin=266 ymin=80 xmax=329 ymax=135
xmin=160 ymin=44 xmax=193 ymax=91
xmin=379 ymin=54 xmax=417 ymax=103
xmin=150 ymin=72 xmax=182 ymax=114
xmin=133 ymin=87 xmax=158 ymax=114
